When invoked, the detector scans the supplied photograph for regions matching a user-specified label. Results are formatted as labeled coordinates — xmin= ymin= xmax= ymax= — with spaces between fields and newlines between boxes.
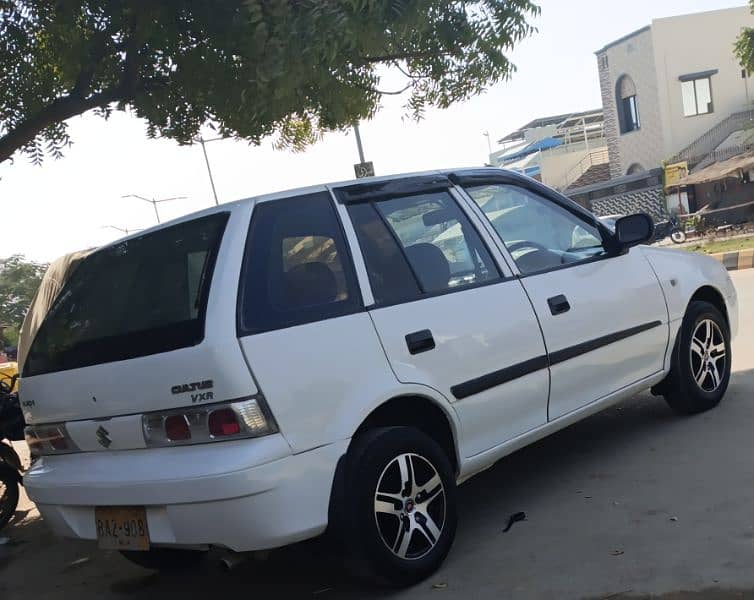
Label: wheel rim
xmin=690 ymin=318 xmax=726 ymax=392
xmin=373 ymin=453 xmax=446 ymax=560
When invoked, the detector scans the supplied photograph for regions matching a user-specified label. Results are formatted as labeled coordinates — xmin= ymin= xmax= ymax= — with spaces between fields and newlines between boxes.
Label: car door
xmin=335 ymin=176 xmax=550 ymax=458
xmin=236 ymin=191 xmax=400 ymax=454
xmin=456 ymin=174 xmax=669 ymax=421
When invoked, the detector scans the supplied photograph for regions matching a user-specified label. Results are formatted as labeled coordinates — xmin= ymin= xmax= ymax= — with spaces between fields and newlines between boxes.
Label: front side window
xmin=682 ymin=77 xmax=713 ymax=117
xmin=24 ymin=213 xmax=229 ymax=376
xmin=238 ymin=192 xmax=361 ymax=334
xmin=464 ymin=184 xmax=608 ymax=275
xmin=348 ymin=191 xmax=500 ymax=303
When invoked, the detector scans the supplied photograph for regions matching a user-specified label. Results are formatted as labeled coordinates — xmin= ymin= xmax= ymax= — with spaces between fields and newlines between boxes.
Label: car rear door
xmin=334 ymin=176 xmax=550 ymax=458
xmin=236 ymin=190 xmax=397 ymax=454
xmin=456 ymin=173 xmax=669 ymax=421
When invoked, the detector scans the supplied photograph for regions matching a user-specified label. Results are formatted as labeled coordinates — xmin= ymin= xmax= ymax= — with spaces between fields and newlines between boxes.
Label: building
xmin=596 ymin=5 xmax=754 ymax=179
xmin=489 ymin=109 xmax=610 ymax=190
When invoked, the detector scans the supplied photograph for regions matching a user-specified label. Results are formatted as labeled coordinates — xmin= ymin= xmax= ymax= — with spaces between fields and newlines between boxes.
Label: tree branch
xmin=359 ymin=50 xmax=451 ymax=64
xmin=0 ymin=88 xmax=121 ymax=163
xmin=350 ymin=81 xmax=414 ymax=96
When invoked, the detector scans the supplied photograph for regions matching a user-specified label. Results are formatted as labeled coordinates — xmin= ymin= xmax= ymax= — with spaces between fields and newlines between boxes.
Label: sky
xmin=0 ymin=0 xmax=741 ymax=262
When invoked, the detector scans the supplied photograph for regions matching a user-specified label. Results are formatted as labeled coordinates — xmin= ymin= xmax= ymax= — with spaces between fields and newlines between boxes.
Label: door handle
xmin=547 ymin=294 xmax=570 ymax=315
xmin=405 ymin=329 xmax=435 ymax=355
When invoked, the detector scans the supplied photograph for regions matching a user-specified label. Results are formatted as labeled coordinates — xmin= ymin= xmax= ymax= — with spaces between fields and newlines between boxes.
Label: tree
xmin=0 ymin=0 xmax=539 ymax=164
xmin=736 ymin=2 xmax=754 ymax=75
xmin=0 ymin=255 xmax=46 ymax=345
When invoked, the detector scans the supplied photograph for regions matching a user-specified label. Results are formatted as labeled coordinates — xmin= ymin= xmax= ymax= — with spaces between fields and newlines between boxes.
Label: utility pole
xmin=351 ymin=122 xmax=374 ymax=178
xmin=353 ymin=123 xmax=366 ymax=164
xmin=122 ymin=194 xmax=187 ymax=224
xmin=198 ymin=136 xmax=222 ymax=206
xmin=483 ymin=131 xmax=493 ymax=156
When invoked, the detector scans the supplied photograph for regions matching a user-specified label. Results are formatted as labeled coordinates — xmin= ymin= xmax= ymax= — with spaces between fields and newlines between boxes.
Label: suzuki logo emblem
xmin=96 ymin=425 xmax=112 ymax=448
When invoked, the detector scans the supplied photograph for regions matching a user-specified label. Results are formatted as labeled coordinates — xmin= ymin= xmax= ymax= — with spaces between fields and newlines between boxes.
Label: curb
xmin=710 ymin=248 xmax=754 ymax=271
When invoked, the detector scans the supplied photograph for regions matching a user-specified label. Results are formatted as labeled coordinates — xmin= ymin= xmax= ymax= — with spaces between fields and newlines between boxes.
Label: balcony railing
xmin=670 ymin=108 xmax=754 ymax=168
xmin=557 ymin=147 xmax=610 ymax=191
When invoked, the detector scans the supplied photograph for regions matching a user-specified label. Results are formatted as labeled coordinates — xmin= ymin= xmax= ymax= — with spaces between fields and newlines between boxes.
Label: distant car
xmin=22 ymin=169 xmax=738 ymax=585
xmin=598 ymin=214 xmax=625 ymax=231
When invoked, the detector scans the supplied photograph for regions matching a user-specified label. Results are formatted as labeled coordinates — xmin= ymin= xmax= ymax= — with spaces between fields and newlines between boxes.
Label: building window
xmin=621 ymin=96 xmax=640 ymax=132
xmin=681 ymin=77 xmax=713 ymax=117
xmin=616 ymin=75 xmax=640 ymax=134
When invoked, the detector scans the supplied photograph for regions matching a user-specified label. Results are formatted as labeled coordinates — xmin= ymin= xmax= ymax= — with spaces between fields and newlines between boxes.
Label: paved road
xmin=2 ymin=270 xmax=754 ymax=600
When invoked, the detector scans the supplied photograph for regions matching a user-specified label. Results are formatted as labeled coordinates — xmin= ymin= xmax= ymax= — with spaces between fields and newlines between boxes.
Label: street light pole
xmin=483 ymin=131 xmax=493 ymax=156
xmin=198 ymin=136 xmax=220 ymax=206
xmin=122 ymin=194 xmax=187 ymax=224
xmin=353 ymin=123 xmax=366 ymax=164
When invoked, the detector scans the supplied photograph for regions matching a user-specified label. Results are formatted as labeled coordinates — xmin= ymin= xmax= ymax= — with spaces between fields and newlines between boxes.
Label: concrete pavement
xmin=2 ymin=270 xmax=754 ymax=599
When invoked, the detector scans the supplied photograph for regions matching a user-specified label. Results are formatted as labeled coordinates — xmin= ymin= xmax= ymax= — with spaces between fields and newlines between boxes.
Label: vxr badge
xmin=96 ymin=425 xmax=112 ymax=448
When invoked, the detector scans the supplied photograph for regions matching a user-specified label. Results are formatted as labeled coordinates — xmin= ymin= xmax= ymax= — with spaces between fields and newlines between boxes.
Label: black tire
xmin=664 ymin=300 xmax=731 ymax=414
xmin=120 ymin=548 xmax=207 ymax=572
xmin=342 ymin=426 xmax=457 ymax=586
xmin=0 ymin=465 xmax=19 ymax=531
xmin=670 ymin=229 xmax=687 ymax=244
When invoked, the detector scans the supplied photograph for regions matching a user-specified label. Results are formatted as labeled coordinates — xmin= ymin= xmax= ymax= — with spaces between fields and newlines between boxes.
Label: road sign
xmin=354 ymin=161 xmax=375 ymax=178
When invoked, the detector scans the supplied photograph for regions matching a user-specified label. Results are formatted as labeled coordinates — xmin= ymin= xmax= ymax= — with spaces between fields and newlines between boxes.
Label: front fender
xmin=640 ymin=245 xmax=738 ymax=340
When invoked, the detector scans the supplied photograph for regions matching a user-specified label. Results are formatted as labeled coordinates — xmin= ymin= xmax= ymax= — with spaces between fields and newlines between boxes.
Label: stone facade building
xmin=596 ymin=6 xmax=754 ymax=179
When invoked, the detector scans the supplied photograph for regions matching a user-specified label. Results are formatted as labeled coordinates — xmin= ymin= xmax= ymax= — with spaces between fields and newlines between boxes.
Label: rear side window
xmin=238 ymin=192 xmax=362 ymax=334
xmin=24 ymin=213 xmax=229 ymax=377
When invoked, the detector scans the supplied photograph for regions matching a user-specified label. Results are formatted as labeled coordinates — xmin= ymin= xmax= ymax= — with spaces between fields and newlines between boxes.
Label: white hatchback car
xmin=21 ymin=169 xmax=737 ymax=584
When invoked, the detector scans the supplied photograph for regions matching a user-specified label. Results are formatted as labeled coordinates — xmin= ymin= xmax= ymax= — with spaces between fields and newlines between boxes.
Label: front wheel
xmin=670 ymin=229 xmax=687 ymax=244
xmin=343 ymin=427 xmax=457 ymax=586
xmin=664 ymin=301 xmax=731 ymax=414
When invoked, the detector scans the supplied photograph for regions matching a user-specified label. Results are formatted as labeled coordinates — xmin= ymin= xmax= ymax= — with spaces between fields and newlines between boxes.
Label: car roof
xmin=101 ymin=167 xmax=533 ymax=245
xmin=94 ymin=167 xmax=564 ymax=252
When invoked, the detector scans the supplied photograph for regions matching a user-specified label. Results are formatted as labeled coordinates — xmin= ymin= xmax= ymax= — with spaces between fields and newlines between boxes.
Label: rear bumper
xmin=24 ymin=435 xmax=349 ymax=552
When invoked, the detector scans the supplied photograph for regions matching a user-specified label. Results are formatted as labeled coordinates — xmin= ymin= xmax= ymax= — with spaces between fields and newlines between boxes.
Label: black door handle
xmin=406 ymin=329 xmax=435 ymax=355
xmin=547 ymin=294 xmax=570 ymax=315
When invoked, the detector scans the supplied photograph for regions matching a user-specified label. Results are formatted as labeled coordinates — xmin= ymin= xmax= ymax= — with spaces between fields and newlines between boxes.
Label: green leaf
xmin=0 ymin=0 xmax=539 ymax=163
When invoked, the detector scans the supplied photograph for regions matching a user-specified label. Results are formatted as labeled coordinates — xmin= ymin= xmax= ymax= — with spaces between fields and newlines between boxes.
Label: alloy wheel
xmin=689 ymin=318 xmax=726 ymax=392
xmin=373 ymin=453 xmax=446 ymax=560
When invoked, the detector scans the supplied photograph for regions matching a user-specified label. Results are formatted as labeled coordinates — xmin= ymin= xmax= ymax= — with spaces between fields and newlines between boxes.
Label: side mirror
xmin=614 ymin=213 xmax=654 ymax=250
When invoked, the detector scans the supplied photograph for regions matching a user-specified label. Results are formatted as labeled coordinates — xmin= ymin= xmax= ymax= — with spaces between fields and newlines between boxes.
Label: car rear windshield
xmin=23 ymin=213 xmax=229 ymax=377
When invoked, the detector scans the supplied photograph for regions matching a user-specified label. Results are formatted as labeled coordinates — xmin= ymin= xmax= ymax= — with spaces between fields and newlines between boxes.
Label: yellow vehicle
xmin=0 ymin=362 xmax=18 ymax=392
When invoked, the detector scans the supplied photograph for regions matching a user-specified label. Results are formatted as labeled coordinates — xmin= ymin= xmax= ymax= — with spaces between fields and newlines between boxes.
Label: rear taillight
xmin=142 ymin=397 xmax=277 ymax=448
xmin=208 ymin=408 xmax=241 ymax=436
xmin=164 ymin=415 xmax=191 ymax=441
xmin=24 ymin=423 xmax=78 ymax=457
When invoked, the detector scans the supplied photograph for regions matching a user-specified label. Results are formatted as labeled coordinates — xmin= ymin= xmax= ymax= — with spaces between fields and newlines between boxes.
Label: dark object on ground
xmin=503 ymin=511 xmax=527 ymax=532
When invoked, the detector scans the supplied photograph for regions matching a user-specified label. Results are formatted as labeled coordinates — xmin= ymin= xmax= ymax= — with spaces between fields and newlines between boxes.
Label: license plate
xmin=95 ymin=506 xmax=150 ymax=551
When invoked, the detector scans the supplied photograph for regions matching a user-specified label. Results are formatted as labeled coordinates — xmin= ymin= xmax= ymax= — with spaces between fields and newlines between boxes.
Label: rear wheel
xmin=0 ymin=465 xmax=19 ymax=530
xmin=664 ymin=300 xmax=731 ymax=414
xmin=120 ymin=548 xmax=207 ymax=572
xmin=343 ymin=427 xmax=457 ymax=586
